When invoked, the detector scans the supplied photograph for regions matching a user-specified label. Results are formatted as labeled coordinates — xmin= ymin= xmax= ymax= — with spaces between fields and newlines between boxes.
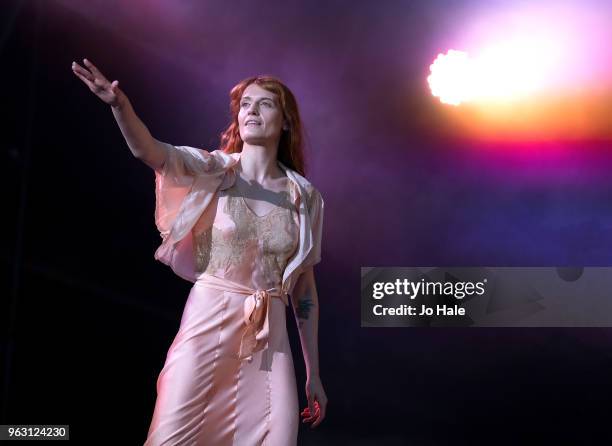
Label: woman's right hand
xmin=71 ymin=58 xmax=126 ymax=108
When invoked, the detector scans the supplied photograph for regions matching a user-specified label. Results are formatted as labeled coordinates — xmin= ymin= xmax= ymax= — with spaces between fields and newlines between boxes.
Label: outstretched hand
xmin=300 ymin=375 xmax=327 ymax=428
xmin=71 ymin=58 xmax=125 ymax=108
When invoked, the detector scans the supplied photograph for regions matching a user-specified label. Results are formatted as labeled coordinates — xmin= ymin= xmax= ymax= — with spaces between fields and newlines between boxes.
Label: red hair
xmin=219 ymin=75 xmax=307 ymax=177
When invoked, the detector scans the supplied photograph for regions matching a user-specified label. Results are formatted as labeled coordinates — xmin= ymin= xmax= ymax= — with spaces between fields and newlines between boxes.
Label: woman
xmin=72 ymin=58 xmax=327 ymax=445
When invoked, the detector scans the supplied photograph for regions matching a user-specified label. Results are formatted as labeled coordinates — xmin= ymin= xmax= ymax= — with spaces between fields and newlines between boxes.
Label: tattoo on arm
xmin=295 ymin=292 xmax=313 ymax=329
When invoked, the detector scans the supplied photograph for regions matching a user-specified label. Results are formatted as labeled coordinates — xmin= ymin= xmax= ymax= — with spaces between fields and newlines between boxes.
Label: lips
xmin=245 ymin=120 xmax=261 ymax=126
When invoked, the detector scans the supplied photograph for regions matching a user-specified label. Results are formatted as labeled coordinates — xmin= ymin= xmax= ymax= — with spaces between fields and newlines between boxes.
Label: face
xmin=238 ymin=83 xmax=286 ymax=147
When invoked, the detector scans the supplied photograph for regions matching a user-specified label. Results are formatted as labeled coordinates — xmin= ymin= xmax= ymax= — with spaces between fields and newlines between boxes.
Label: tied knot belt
xmin=196 ymin=272 xmax=289 ymax=363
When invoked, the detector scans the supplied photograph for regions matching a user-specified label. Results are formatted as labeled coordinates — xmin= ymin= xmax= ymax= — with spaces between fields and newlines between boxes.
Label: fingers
xmin=71 ymin=61 xmax=94 ymax=82
xmin=300 ymin=397 xmax=326 ymax=428
xmin=83 ymin=58 xmax=109 ymax=83
xmin=301 ymin=400 xmax=321 ymax=424
xmin=311 ymin=403 xmax=326 ymax=428
xmin=72 ymin=67 xmax=95 ymax=90
xmin=301 ymin=408 xmax=318 ymax=423
xmin=302 ymin=406 xmax=321 ymax=426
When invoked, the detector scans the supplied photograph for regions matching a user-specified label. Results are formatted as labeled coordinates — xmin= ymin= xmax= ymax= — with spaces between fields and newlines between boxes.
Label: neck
xmin=238 ymin=142 xmax=284 ymax=182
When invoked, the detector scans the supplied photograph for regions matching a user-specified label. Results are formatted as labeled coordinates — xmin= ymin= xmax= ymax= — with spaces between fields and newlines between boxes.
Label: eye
xmin=240 ymin=102 xmax=249 ymax=108
xmin=261 ymin=101 xmax=273 ymax=107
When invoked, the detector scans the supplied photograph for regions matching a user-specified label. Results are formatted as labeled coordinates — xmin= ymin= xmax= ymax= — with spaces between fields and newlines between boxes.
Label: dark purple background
xmin=3 ymin=0 xmax=612 ymax=444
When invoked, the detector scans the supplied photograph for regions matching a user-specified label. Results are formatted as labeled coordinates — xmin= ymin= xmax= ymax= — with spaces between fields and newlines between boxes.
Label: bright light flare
xmin=427 ymin=50 xmax=475 ymax=106
xmin=423 ymin=2 xmax=612 ymax=140
xmin=428 ymin=37 xmax=560 ymax=106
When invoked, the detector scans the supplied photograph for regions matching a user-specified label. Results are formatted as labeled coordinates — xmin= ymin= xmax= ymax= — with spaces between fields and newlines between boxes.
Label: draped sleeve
xmin=152 ymin=143 xmax=239 ymax=283
xmin=153 ymin=143 xmax=221 ymax=240
xmin=301 ymin=187 xmax=324 ymax=270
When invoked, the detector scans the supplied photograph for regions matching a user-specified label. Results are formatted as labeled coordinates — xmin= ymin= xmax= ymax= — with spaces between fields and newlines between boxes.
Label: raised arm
xmin=71 ymin=58 xmax=167 ymax=171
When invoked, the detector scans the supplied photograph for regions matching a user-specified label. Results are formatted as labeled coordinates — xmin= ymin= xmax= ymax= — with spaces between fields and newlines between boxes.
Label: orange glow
xmin=434 ymin=91 xmax=612 ymax=141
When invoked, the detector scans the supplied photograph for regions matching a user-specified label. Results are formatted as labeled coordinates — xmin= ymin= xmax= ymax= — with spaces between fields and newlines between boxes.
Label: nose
xmin=247 ymin=102 xmax=259 ymax=115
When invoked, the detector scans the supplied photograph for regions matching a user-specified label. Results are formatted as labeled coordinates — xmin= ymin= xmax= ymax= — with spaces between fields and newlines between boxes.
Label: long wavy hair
xmin=219 ymin=75 xmax=306 ymax=177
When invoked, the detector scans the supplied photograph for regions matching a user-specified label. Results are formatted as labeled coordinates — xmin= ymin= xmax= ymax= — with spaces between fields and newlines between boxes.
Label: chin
xmin=241 ymin=136 xmax=266 ymax=145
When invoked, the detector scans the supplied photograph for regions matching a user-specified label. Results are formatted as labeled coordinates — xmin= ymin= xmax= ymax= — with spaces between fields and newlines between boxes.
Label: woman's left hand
xmin=300 ymin=374 xmax=327 ymax=428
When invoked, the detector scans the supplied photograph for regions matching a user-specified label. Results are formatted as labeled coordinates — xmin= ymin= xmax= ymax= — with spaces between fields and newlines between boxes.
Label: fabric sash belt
xmin=195 ymin=272 xmax=289 ymax=362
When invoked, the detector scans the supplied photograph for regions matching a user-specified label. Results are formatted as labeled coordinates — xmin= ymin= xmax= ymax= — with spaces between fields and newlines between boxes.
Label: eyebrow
xmin=241 ymin=96 xmax=276 ymax=102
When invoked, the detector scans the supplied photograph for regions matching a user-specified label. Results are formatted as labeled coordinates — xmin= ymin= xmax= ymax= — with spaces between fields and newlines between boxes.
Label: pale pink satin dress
xmin=145 ymin=177 xmax=300 ymax=446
